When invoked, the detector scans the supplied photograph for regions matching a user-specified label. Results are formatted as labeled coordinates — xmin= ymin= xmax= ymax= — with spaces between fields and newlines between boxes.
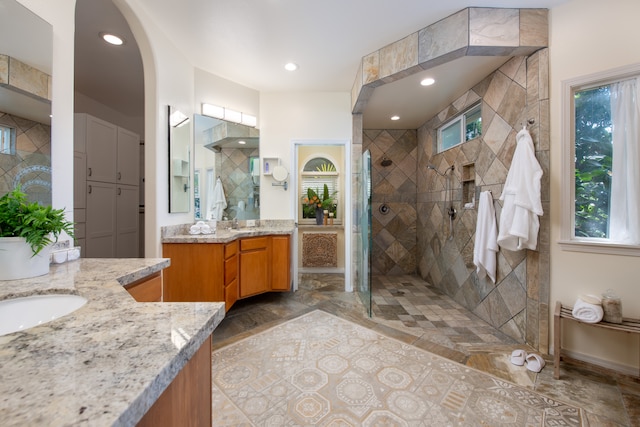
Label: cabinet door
xmin=117 ymin=127 xmax=140 ymax=186
xmin=116 ymin=185 xmax=139 ymax=258
xmin=162 ymin=243 xmax=225 ymax=302
xmin=271 ymin=235 xmax=291 ymax=291
xmin=86 ymin=182 xmax=116 ymax=258
xmin=85 ymin=115 xmax=117 ymax=183
xmin=239 ymin=248 xmax=269 ymax=298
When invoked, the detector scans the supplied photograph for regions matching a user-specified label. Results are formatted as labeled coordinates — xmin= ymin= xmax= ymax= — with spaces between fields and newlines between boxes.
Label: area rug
xmin=212 ymin=310 xmax=584 ymax=426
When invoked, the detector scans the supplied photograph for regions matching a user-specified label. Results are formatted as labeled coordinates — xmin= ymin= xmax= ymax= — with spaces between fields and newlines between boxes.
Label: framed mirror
xmin=193 ymin=114 xmax=259 ymax=221
xmin=168 ymin=105 xmax=191 ymax=213
xmin=0 ymin=0 xmax=53 ymax=204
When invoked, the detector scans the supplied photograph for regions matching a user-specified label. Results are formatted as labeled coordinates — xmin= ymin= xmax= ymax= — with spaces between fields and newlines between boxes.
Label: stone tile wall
xmin=219 ymin=147 xmax=259 ymax=220
xmin=415 ymin=52 xmax=550 ymax=346
xmin=363 ymin=129 xmax=418 ymax=275
xmin=0 ymin=111 xmax=51 ymax=205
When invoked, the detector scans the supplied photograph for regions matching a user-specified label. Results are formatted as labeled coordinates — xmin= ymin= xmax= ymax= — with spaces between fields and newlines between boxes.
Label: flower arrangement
xmin=302 ymin=184 xmax=337 ymax=219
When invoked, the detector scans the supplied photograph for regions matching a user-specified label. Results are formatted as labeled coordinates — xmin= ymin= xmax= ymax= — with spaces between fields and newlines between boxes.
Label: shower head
xmin=381 ymin=157 xmax=393 ymax=167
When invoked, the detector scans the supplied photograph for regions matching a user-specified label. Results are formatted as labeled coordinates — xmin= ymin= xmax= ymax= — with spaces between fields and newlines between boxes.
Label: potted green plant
xmin=0 ymin=187 xmax=74 ymax=280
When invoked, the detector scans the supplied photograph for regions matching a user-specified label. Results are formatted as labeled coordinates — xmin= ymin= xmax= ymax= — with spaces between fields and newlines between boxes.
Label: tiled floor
xmin=212 ymin=274 xmax=640 ymax=426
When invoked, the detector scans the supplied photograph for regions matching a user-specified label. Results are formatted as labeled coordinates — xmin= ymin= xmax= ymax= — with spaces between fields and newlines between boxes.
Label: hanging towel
xmin=572 ymin=295 xmax=604 ymax=323
xmin=497 ymin=128 xmax=543 ymax=251
xmin=210 ymin=178 xmax=227 ymax=221
xmin=473 ymin=191 xmax=499 ymax=283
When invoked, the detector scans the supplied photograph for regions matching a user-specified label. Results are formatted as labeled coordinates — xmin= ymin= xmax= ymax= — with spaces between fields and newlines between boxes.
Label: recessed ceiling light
xmin=284 ymin=62 xmax=298 ymax=71
xmin=390 ymin=115 xmax=400 ymax=121
xmin=100 ymin=32 xmax=125 ymax=46
xmin=238 ymin=140 xmax=246 ymax=145
xmin=420 ymin=77 xmax=435 ymax=86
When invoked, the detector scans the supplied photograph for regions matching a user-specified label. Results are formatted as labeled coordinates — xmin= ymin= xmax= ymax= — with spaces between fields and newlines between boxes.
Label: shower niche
xmin=462 ymin=162 xmax=476 ymax=208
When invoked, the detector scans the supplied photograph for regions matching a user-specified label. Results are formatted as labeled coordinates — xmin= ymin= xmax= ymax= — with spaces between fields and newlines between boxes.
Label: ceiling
xmin=75 ymin=0 xmax=570 ymax=129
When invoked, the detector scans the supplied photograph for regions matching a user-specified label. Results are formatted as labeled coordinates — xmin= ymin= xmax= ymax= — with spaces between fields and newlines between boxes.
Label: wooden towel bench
xmin=554 ymin=301 xmax=640 ymax=379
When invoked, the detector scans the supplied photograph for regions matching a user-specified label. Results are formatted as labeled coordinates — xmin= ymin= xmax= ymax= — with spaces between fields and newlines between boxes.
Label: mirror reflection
xmin=193 ymin=114 xmax=259 ymax=221
xmin=168 ymin=106 xmax=191 ymax=213
xmin=0 ymin=0 xmax=52 ymax=204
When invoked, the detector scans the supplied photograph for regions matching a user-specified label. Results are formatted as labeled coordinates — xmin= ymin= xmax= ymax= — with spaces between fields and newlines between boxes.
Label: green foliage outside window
xmin=574 ymin=85 xmax=613 ymax=238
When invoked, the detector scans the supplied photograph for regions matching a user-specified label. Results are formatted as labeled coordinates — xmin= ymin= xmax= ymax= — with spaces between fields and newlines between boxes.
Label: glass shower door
xmin=356 ymin=150 xmax=372 ymax=316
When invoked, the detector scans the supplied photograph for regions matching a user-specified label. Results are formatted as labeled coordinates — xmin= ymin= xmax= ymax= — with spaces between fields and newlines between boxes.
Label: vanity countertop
xmin=0 ymin=258 xmax=225 ymax=427
xmin=162 ymin=224 xmax=295 ymax=244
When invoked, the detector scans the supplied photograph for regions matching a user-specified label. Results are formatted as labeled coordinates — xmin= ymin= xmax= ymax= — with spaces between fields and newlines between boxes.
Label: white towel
xmin=497 ymin=128 xmax=543 ymax=251
xmin=210 ymin=178 xmax=227 ymax=221
xmin=572 ymin=296 xmax=604 ymax=323
xmin=473 ymin=191 xmax=499 ymax=283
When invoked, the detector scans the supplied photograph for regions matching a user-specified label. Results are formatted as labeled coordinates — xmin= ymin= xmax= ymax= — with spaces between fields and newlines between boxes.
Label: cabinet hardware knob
xmin=118 ymin=172 xmax=122 ymax=180
xmin=88 ymin=185 xmax=92 ymax=194
xmin=88 ymin=167 xmax=92 ymax=177
xmin=117 ymin=188 xmax=122 ymax=196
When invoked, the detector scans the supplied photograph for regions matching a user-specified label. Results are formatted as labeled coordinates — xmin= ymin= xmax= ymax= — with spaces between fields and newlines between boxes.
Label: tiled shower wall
xmin=416 ymin=52 xmax=550 ymax=346
xmin=364 ymin=129 xmax=418 ymax=275
xmin=219 ymin=147 xmax=259 ymax=219
xmin=0 ymin=111 xmax=51 ymax=205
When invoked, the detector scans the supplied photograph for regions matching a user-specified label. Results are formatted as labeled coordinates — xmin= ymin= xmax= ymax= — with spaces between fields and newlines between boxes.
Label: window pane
xmin=0 ymin=126 xmax=15 ymax=155
xmin=440 ymin=121 xmax=461 ymax=151
xmin=465 ymin=106 xmax=482 ymax=141
xmin=574 ymin=85 xmax=613 ymax=239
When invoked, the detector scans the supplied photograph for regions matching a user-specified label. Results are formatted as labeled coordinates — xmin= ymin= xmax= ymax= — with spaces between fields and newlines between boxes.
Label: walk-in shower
xmin=428 ymin=163 xmax=456 ymax=239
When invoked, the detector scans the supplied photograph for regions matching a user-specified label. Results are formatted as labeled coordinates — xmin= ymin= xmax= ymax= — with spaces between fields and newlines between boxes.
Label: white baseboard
xmin=557 ymin=348 xmax=639 ymax=377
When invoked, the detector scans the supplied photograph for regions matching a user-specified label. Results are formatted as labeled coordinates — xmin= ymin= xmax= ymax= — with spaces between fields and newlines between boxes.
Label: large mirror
xmin=0 ymin=0 xmax=52 ymax=204
xmin=193 ymin=114 xmax=259 ymax=221
xmin=168 ymin=105 xmax=191 ymax=213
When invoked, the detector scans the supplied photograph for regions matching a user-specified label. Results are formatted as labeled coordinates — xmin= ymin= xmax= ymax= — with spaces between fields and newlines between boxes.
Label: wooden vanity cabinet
xmin=137 ymin=336 xmax=212 ymax=426
xmin=239 ymin=237 xmax=269 ymax=298
xmin=271 ymin=235 xmax=291 ymax=291
xmin=162 ymin=234 xmax=291 ymax=307
xmin=162 ymin=243 xmax=225 ymax=303
xmin=224 ymin=241 xmax=238 ymax=310
xmin=125 ymin=271 xmax=163 ymax=302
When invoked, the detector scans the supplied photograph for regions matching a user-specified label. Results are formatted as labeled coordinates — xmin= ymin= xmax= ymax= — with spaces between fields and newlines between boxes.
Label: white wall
xmin=115 ymin=0 xmax=195 ymax=257
xmin=194 ymin=68 xmax=259 ymax=121
xmin=259 ymin=92 xmax=352 ymax=219
xmin=16 ymin=0 xmax=76 ymax=230
xmin=550 ymin=0 xmax=640 ymax=373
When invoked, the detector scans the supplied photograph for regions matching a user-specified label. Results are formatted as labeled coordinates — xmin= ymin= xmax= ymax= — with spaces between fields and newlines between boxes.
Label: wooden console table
xmin=553 ymin=301 xmax=640 ymax=379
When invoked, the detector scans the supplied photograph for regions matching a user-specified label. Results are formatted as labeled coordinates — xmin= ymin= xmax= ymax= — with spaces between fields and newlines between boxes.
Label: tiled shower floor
xmin=212 ymin=273 xmax=640 ymax=426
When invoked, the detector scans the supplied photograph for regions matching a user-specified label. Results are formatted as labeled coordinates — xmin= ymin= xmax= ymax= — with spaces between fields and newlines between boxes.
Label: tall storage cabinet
xmin=75 ymin=113 xmax=140 ymax=258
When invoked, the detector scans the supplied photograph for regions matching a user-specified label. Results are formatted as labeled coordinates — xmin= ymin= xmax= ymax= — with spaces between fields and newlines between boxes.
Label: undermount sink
xmin=0 ymin=294 xmax=88 ymax=336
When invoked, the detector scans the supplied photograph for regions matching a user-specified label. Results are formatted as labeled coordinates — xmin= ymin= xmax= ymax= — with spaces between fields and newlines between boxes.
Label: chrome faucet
xmin=232 ymin=218 xmax=239 ymax=230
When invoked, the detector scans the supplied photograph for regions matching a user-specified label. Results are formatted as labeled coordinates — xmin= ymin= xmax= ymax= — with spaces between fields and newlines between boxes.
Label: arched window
xmin=300 ymin=157 xmax=339 ymax=220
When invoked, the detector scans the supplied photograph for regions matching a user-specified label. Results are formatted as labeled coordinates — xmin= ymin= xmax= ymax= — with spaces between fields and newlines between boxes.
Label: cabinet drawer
xmin=240 ymin=237 xmax=268 ymax=251
xmin=224 ymin=278 xmax=238 ymax=312
xmin=224 ymin=255 xmax=237 ymax=285
xmin=224 ymin=240 xmax=237 ymax=259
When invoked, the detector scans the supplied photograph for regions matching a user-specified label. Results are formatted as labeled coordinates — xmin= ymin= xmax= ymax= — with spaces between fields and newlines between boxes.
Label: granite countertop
xmin=0 ymin=258 xmax=225 ymax=427
xmin=161 ymin=220 xmax=295 ymax=244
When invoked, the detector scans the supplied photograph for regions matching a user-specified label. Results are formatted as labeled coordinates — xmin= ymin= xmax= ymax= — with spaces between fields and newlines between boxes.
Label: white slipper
xmin=510 ymin=349 xmax=527 ymax=366
xmin=525 ymin=353 xmax=546 ymax=373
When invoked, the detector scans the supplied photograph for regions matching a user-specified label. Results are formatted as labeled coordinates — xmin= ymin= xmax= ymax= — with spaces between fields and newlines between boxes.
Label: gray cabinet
xmin=75 ymin=113 xmax=140 ymax=258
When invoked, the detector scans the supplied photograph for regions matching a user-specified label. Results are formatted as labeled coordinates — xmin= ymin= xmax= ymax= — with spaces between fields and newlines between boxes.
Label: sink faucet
xmin=232 ymin=218 xmax=239 ymax=230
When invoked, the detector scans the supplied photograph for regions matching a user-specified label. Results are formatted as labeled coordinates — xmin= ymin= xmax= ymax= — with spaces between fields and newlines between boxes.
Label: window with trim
xmin=560 ymin=64 xmax=640 ymax=255
xmin=0 ymin=125 xmax=15 ymax=155
xmin=300 ymin=157 xmax=339 ymax=221
xmin=437 ymin=103 xmax=482 ymax=152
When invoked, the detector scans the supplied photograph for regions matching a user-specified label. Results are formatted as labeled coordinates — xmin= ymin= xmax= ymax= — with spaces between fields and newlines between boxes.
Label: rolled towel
xmin=572 ymin=294 xmax=604 ymax=323
xmin=189 ymin=224 xmax=201 ymax=235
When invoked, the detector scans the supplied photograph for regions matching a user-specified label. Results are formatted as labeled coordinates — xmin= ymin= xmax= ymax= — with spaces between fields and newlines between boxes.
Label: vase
xmin=315 ymin=207 xmax=324 ymax=225
xmin=0 ymin=237 xmax=51 ymax=280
